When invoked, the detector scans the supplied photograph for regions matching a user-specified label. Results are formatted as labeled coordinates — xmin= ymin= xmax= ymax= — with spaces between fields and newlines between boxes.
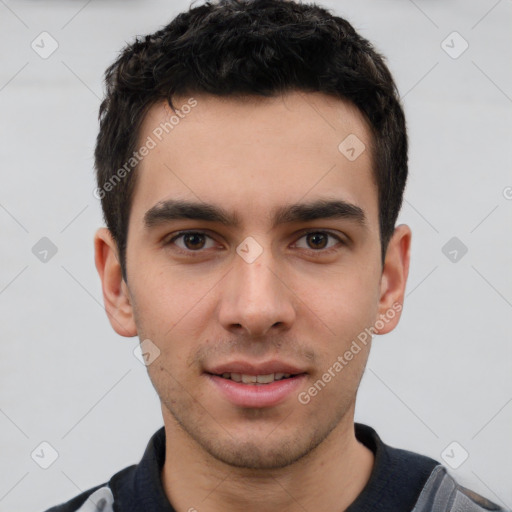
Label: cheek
xmin=130 ymin=264 xmax=209 ymax=331
xmin=298 ymin=266 xmax=380 ymax=338
xmin=130 ymin=275 xmax=213 ymax=375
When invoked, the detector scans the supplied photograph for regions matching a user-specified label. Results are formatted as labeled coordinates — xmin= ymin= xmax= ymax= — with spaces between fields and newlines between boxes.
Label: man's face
xmin=99 ymin=91 xmax=407 ymax=469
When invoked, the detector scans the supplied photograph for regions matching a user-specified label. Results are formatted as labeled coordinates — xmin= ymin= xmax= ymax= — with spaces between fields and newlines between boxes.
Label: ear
xmin=374 ymin=224 xmax=411 ymax=335
xmin=94 ymin=227 xmax=137 ymax=337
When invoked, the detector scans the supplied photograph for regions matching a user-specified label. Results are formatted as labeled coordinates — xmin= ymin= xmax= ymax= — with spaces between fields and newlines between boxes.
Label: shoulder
xmin=42 ymin=482 xmax=114 ymax=512
xmin=412 ymin=465 xmax=510 ymax=512
xmin=41 ymin=463 xmax=138 ymax=512
xmin=353 ymin=423 xmax=510 ymax=512
xmin=42 ymin=427 xmax=166 ymax=512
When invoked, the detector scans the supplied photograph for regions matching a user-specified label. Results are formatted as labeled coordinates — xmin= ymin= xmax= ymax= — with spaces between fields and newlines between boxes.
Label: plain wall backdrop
xmin=0 ymin=0 xmax=511 ymax=510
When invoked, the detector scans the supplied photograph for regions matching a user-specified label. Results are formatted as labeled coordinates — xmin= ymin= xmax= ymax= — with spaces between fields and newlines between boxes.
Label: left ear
xmin=374 ymin=224 xmax=411 ymax=334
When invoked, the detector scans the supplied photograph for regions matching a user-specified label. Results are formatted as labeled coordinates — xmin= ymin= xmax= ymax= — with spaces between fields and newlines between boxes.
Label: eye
xmin=166 ymin=231 xmax=217 ymax=253
xmin=165 ymin=229 xmax=345 ymax=256
xmin=293 ymin=230 xmax=344 ymax=253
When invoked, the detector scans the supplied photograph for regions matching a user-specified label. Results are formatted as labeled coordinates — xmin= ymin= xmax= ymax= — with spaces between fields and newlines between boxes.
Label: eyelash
xmin=165 ymin=230 xmax=345 ymax=257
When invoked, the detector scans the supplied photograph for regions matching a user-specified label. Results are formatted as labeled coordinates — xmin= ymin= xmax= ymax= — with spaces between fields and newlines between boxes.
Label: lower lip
xmin=206 ymin=374 xmax=307 ymax=408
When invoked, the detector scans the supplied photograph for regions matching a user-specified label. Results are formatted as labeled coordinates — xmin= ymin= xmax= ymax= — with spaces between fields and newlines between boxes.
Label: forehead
xmin=130 ymin=91 xmax=378 ymax=233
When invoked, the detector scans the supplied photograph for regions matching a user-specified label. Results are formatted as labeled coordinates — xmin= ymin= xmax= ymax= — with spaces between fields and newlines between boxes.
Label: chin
xmin=160 ymin=386 xmax=351 ymax=470
xmin=204 ymin=437 xmax=314 ymax=470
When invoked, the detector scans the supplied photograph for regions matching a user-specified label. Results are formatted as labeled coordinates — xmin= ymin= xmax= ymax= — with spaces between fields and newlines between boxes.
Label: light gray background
xmin=1 ymin=1 xmax=511 ymax=510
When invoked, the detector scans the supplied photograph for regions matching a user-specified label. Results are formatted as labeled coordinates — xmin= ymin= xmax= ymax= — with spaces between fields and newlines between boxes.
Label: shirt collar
xmin=110 ymin=422 xmax=438 ymax=512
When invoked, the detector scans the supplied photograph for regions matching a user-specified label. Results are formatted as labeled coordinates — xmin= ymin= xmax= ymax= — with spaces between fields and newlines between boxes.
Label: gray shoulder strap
xmin=411 ymin=465 xmax=509 ymax=512
xmin=75 ymin=485 xmax=114 ymax=512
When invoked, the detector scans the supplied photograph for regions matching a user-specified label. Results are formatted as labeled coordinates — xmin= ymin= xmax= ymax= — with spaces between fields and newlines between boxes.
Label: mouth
xmin=204 ymin=365 xmax=308 ymax=408
xmin=207 ymin=372 xmax=301 ymax=384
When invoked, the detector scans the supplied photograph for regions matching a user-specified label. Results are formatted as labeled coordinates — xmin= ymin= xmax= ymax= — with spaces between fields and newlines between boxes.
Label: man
xmin=44 ymin=0 xmax=509 ymax=510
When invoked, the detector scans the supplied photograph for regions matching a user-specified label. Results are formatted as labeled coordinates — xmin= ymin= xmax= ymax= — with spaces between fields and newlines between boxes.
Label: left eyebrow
xmin=143 ymin=198 xmax=367 ymax=230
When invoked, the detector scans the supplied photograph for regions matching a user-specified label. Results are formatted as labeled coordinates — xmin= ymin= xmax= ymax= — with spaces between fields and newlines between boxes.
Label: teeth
xmin=219 ymin=372 xmax=294 ymax=384
xmin=256 ymin=374 xmax=274 ymax=384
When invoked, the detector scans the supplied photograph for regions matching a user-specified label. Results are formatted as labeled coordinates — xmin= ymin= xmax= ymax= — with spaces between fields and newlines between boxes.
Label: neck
xmin=160 ymin=409 xmax=374 ymax=512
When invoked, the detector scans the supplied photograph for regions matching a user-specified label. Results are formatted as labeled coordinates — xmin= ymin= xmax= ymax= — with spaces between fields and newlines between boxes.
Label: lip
xmin=206 ymin=360 xmax=306 ymax=376
xmin=206 ymin=373 xmax=307 ymax=408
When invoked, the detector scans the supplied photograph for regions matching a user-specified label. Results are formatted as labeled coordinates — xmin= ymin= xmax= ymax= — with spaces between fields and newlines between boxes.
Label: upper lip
xmin=205 ymin=360 xmax=307 ymax=376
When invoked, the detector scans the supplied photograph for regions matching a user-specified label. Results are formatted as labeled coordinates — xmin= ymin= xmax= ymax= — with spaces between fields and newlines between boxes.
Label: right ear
xmin=94 ymin=227 xmax=137 ymax=337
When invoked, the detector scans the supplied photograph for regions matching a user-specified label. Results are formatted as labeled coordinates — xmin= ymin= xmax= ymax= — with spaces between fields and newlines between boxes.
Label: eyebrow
xmin=144 ymin=198 xmax=367 ymax=231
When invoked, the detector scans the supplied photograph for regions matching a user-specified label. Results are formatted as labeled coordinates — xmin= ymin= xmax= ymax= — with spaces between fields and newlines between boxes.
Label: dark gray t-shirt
xmin=43 ymin=423 xmax=509 ymax=512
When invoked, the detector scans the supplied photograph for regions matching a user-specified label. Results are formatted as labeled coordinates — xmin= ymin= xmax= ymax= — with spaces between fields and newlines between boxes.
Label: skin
xmin=94 ymin=91 xmax=411 ymax=512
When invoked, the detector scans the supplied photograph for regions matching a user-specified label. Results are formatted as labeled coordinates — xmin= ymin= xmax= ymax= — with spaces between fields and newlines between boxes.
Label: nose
xmin=217 ymin=244 xmax=296 ymax=338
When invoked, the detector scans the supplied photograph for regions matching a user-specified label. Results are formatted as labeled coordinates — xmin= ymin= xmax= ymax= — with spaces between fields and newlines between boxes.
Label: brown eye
xmin=167 ymin=231 xmax=216 ymax=252
xmin=306 ymin=232 xmax=328 ymax=249
xmin=294 ymin=231 xmax=342 ymax=252
xmin=182 ymin=232 xmax=206 ymax=250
